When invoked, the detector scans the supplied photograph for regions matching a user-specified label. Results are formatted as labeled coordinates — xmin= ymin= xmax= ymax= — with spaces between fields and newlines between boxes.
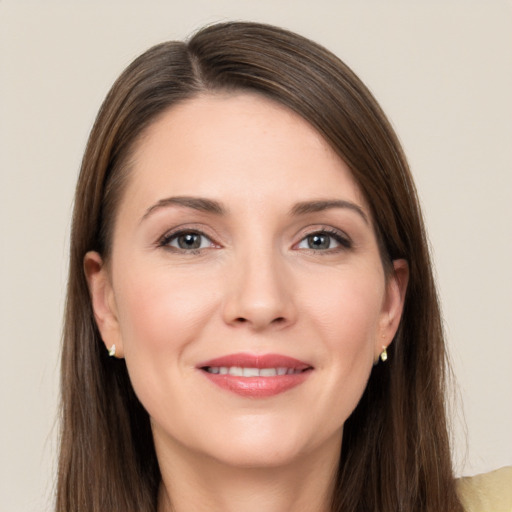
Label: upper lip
xmin=197 ymin=352 xmax=313 ymax=371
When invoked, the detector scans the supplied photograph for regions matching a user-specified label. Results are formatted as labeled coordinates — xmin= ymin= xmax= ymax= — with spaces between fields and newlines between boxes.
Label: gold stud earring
xmin=108 ymin=344 xmax=116 ymax=357
xmin=380 ymin=346 xmax=388 ymax=362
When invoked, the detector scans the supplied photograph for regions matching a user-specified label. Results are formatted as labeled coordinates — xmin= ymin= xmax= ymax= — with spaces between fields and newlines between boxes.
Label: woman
xmin=56 ymin=21 xmax=484 ymax=511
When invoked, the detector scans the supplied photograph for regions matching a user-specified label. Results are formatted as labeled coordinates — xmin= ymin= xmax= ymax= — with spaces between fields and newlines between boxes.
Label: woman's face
xmin=86 ymin=93 xmax=407 ymax=469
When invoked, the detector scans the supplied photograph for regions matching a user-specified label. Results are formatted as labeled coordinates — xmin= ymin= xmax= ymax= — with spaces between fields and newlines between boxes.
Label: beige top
xmin=457 ymin=467 xmax=512 ymax=512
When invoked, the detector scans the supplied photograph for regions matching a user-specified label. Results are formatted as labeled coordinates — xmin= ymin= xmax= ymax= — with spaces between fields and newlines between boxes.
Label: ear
xmin=374 ymin=259 xmax=409 ymax=362
xmin=83 ymin=251 xmax=124 ymax=358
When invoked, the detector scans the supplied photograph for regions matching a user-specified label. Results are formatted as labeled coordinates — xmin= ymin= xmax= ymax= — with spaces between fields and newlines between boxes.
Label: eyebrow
xmin=290 ymin=199 xmax=369 ymax=224
xmin=141 ymin=196 xmax=368 ymax=224
xmin=141 ymin=196 xmax=226 ymax=222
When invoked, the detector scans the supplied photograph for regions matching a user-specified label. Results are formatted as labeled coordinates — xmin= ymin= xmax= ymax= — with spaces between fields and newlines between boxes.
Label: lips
xmin=197 ymin=353 xmax=313 ymax=398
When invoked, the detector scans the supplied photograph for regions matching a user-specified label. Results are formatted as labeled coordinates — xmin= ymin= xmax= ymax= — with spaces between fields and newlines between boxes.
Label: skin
xmin=85 ymin=93 xmax=408 ymax=512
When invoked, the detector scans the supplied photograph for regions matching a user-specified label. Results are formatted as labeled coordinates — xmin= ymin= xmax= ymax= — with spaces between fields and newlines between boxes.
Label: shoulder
xmin=456 ymin=466 xmax=512 ymax=512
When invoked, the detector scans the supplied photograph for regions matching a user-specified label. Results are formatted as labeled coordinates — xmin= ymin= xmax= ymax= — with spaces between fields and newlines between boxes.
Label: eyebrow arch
xmin=141 ymin=196 xmax=226 ymax=222
xmin=290 ymin=199 xmax=369 ymax=224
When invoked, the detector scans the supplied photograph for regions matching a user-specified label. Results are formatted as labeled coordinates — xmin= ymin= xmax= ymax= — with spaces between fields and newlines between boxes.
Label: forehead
xmin=122 ymin=92 xmax=368 ymax=217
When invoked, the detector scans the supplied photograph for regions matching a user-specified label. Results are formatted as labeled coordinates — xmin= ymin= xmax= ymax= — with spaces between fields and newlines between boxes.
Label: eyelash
xmin=158 ymin=229 xmax=217 ymax=254
xmin=157 ymin=227 xmax=352 ymax=254
xmin=296 ymin=228 xmax=352 ymax=253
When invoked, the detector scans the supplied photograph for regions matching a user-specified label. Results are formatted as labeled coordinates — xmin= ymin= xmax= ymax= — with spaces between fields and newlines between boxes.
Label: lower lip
xmin=201 ymin=370 xmax=312 ymax=398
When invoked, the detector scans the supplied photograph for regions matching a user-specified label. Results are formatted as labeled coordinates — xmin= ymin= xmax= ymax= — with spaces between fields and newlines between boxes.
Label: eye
xmin=160 ymin=230 xmax=215 ymax=251
xmin=296 ymin=230 xmax=351 ymax=251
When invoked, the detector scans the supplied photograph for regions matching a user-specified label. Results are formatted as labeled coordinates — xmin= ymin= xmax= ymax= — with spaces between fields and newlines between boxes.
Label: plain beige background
xmin=1 ymin=1 xmax=511 ymax=511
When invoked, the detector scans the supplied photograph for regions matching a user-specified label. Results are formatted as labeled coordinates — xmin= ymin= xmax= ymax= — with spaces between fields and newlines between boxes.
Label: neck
xmin=156 ymin=436 xmax=340 ymax=512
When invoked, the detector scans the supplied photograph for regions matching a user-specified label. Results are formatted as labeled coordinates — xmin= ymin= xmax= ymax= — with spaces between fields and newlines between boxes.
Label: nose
xmin=221 ymin=248 xmax=296 ymax=332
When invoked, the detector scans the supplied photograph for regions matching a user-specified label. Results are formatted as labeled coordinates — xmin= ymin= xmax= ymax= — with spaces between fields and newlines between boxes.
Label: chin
xmin=190 ymin=415 xmax=337 ymax=470
xmin=206 ymin=440 xmax=308 ymax=470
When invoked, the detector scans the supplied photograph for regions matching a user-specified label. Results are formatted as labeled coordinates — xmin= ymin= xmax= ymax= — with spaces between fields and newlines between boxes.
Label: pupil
xmin=178 ymin=233 xmax=200 ymax=249
xmin=309 ymin=234 xmax=330 ymax=249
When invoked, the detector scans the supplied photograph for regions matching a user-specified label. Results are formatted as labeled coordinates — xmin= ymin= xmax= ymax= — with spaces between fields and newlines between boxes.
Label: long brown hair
xmin=57 ymin=21 xmax=463 ymax=512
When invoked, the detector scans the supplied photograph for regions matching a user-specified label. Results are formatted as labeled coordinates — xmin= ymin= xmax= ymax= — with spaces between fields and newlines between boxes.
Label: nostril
xmin=228 ymin=313 xmax=290 ymax=329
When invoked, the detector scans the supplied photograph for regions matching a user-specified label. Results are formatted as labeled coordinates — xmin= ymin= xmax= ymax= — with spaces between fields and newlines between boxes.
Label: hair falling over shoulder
xmin=56 ymin=21 xmax=464 ymax=512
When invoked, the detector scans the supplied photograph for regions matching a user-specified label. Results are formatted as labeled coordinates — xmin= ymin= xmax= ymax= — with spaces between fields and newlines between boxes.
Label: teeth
xmin=229 ymin=366 xmax=243 ymax=376
xmin=205 ymin=366 xmax=303 ymax=377
xmin=243 ymin=367 xmax=259 ymax=377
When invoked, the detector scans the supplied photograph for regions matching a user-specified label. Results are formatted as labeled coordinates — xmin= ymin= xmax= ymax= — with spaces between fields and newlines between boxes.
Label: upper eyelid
xmin=157 ymin=224 xmax=220 ymax=244
xmin=295 ymin=225 xmax=352 ymax=241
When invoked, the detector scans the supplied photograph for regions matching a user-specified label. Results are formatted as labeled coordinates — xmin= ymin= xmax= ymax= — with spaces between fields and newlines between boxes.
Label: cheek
xmin=305 ymin=266 xmax=384 ymax=350
xmin=114 ymin=265 xmax=219 ymax=354
xmin=300 ymin=267 xmax=384 ymax=414
xmin=112 ymin=263 xmax=225 ymax=431
xmin=111 ymin=263 xmax=221 ymax=409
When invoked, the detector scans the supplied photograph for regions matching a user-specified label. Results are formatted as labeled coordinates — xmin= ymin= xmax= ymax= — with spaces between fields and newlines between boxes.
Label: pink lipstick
xmin=197 ymin=353 xmax=313 ymax=398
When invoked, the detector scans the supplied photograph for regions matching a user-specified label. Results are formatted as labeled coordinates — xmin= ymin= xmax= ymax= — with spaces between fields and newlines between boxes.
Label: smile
xmin=197 ymin=353 xmax=313 ymax=398
xmin=204 ymin=366 xmax=305 ymax=376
